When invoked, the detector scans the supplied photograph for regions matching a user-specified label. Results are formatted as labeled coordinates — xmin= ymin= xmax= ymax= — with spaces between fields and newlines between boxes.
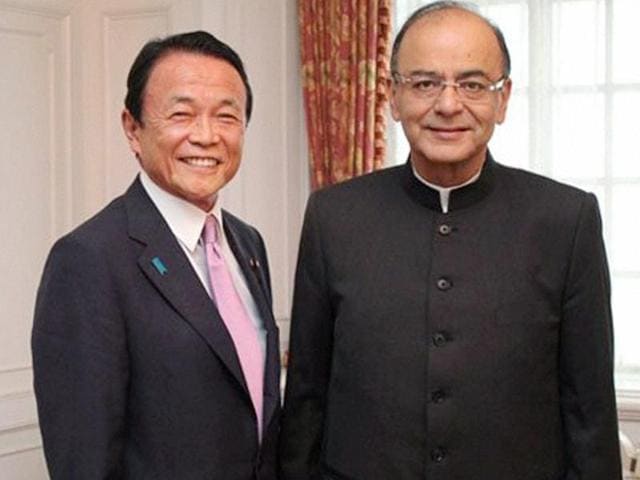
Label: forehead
xmin=397 ymin=9 xmax=503 ymax=75
xmin=144 ymin=51 xmax=246 ymax=106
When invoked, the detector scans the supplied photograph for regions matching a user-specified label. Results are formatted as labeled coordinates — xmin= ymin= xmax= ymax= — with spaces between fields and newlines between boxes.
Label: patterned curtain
xmin=299 ymin=0 xmax=392 ymax=190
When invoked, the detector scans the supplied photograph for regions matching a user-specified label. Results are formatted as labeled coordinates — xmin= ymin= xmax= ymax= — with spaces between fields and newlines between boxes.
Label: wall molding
xmin=0 ymin=365 xmax=34 ymax=399
xmin=0 ymin=365 xmax=31 ymax=375
xmin=0 ymin=388 xmax=41 ymax=458
xmin=0 ymin=390 xmax=38 ymax=428
xmin=0 ymin=1 xmax=73 ymax=18
xmin=619 ymin=390 xmax=640 ymax=422
xmin=0 ymin=429 xmax=42 ymax=458
xmin=0 ymin=444 xmax=42 ymax=459
xmin=103 ymin=6 xmax=171 ymax=20
xmin=0 ymin=420 xmax=39 ymax=434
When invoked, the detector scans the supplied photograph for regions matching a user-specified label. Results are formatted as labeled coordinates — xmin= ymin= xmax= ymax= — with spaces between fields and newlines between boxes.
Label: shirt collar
xmin=139 ymin=171 xmax=224 ymax=252
xmin=411 ymin=163 xmax=482 ymax=213
xmin=402 ymin=152 xmax=496 ymax=212
xmin=411 ymin=163 xmax=482 ymax=193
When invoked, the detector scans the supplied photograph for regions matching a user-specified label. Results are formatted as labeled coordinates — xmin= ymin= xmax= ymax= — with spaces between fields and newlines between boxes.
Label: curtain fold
xmin=299 ymin=0 xmax=391 ymax=190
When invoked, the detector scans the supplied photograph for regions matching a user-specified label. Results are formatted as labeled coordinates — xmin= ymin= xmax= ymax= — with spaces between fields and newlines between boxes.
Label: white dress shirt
xmin=139 ymin=171 xmax=266 ymax=359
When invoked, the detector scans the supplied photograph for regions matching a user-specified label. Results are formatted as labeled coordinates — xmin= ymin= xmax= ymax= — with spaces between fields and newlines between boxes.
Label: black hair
xmin=124 ymin=30 xmax=253 ymax=124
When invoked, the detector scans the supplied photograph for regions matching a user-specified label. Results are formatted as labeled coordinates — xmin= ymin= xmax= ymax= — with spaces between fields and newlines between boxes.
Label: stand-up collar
xmin=402 ymin=152 xmax=496 ymax=212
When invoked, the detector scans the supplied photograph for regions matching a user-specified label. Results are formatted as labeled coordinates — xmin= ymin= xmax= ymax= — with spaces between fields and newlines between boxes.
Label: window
xmin=391 ymin=0 xmax=640 ymax=390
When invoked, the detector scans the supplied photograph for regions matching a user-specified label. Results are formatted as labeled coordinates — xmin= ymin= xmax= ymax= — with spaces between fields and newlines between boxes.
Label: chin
xmin=188 ymin=195 xmax=217 ymax=212
xmin=420 ymin=151 xmax=470 ymax=166
xmin=425 ymin=143 xmax=481 ymax=163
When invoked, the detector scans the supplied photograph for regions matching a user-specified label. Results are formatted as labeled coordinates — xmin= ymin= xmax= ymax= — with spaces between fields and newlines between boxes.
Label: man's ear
xmin=121 ymin=109 xmax=142 ymax=158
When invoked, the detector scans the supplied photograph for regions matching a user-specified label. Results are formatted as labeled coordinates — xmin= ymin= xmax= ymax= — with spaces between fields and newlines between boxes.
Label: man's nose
xmin=433 ymin=85 xmax=464 ymax=115
xmin=189 ymin=116 xmax=220 ymax=145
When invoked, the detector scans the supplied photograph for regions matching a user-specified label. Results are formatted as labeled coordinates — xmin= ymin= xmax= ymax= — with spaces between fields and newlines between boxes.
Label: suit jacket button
xmin=436 ymin=277 xmax=452 ymax=290
xmin=431 ymin=447 xmax=447 ymax=463
xmin=432 ymin=332 xmax=448 ymax=347
xmin=438 ymin=224 xmax=452 ymax=235
xmin=431 ymin=389 xmax=446 ymax=404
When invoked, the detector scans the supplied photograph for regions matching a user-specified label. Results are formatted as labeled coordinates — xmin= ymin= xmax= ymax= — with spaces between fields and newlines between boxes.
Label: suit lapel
xmin=124 ymin=179 xmax=249 ymax=395
xmin=223 ymin=214 xmax=272 ymax=325
xmin=223 ymin=212 xmax=281 ymax=433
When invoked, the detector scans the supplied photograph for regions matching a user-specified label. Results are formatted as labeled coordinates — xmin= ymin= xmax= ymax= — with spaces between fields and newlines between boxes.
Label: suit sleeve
xmin=279 ymin=194 xmax=334 ymax=480
xmin=559 ymin=193 xmax=622 ymax=479
xmin=32 ymin=235 xmax=129 ymax=479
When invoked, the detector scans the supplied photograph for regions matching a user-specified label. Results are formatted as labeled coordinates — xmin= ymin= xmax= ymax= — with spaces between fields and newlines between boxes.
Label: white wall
xmin=0 ymin=0 xmax=306 ymax=477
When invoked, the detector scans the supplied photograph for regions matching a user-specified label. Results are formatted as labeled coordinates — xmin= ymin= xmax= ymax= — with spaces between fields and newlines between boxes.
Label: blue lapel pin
xmin=151 ymin=256 xmax=168 ymax=276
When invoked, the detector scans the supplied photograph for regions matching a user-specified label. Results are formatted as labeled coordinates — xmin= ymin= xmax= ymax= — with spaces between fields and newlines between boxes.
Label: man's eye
xmin=412 ymin=79 xmax=439 ymax=91
xmin=460 ymin=81 xmax=486 ymax=92
xmin=170 ymin=111 xmax=190 ymax=119
xmin=217 ymin=112 xmax=241 ymax=123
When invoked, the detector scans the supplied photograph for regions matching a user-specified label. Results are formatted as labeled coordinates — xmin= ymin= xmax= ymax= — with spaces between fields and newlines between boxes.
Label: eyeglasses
xmin=392 ymin=72 xmax=508 ymax=102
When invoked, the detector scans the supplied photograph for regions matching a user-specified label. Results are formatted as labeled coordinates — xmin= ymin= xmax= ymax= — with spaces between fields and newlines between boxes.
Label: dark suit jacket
xmin=280 ymin=155 xmax=621 ymax=480
xmin=32 ymin=177 xmax=280 ymax=480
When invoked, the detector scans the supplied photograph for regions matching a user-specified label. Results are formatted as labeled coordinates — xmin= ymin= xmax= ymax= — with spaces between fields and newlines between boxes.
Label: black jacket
xmin=280 ymin=155 xmax=621 ymax=480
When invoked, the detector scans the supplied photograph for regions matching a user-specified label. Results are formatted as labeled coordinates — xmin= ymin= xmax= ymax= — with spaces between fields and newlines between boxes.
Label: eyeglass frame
xmin=391 ymin=71 xmax=509 ymax=102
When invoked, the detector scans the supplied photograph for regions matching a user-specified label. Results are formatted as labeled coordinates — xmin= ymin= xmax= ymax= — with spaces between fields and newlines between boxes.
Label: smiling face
xmin=390 ymin=9 xmax=511 ymax=186
xmin=122 ymin=51 xmax=247 ymax=211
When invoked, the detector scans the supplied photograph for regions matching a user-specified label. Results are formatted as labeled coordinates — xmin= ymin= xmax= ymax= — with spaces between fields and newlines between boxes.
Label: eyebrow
xmin=405 ymin=69 xmax=492 ymax=80
xmin=169 ymin=95 xmax=242 ymax=110
xmin=217 ymin=98 xmax=242 ymax=110
xmin=169 ymin=95 xmax=195 ymax=105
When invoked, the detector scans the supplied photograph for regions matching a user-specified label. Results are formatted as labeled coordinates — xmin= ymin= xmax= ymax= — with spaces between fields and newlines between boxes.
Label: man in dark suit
xmin=32 ymin=31 xmax=280 ymax=479
xmin=280 ymin=2 xmax=622 ymax=479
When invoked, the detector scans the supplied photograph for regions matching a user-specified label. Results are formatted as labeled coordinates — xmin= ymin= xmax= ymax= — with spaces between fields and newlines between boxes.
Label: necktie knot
xmin=203 ymin=215 xmax=220 ymax=248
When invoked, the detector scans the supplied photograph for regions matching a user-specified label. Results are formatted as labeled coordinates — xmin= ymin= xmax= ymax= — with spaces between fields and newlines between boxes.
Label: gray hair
xmin=390 ymin=1 xmax=511 ymax=77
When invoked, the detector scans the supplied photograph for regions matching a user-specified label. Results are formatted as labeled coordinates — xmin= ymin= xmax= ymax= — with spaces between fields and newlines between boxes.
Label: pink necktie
xmin=203 ymin=215 xmax=264 ymax=440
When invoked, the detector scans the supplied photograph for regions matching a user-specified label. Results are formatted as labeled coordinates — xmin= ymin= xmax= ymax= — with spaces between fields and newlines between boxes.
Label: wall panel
xmin=104 ymin=9 xmax=169 ymax=199
xmin=0 ymin=4 xmax=71 ymax=477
